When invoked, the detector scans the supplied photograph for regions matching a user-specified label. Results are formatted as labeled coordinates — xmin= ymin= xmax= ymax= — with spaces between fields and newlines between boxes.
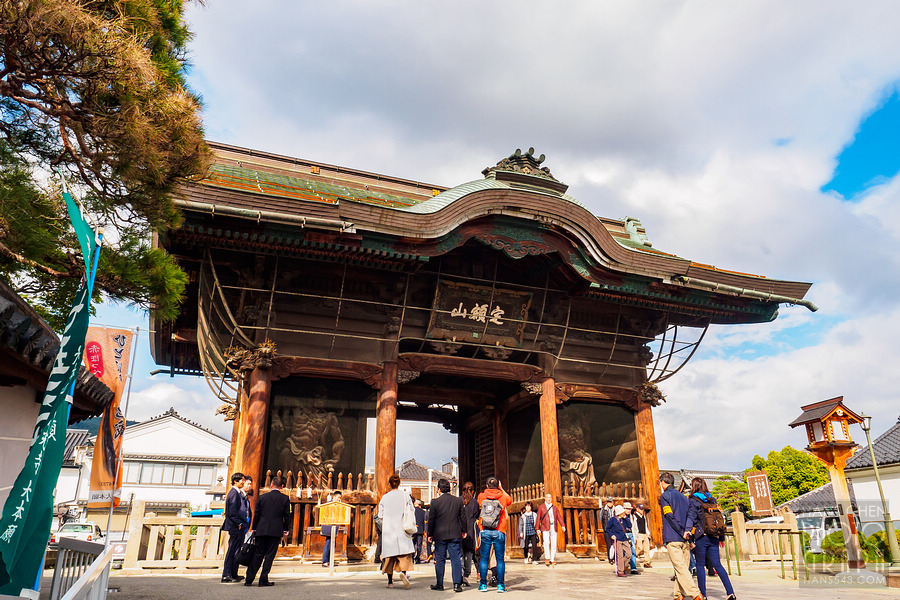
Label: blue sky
xmin=89 ymin=1 xmax=900 ymax=474
xmin=822 ymin=89 xmax=900 ymax=200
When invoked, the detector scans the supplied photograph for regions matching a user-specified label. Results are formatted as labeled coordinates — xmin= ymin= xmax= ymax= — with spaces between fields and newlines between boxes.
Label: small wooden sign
xmin=318 ymin=501 xmax=353 ymax=526
xmin=746 ymin=471 xmax=774 ymax=516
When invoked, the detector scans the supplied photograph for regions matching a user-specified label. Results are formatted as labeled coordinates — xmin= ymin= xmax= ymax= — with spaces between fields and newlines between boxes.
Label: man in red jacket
xmin=535 ymin=493 xmax=566 ymax=566
xmin=476 ymin=477 xmax=512 ymax=593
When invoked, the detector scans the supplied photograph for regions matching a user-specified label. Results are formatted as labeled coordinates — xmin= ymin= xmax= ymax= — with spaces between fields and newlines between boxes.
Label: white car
xmin=48 ymin=522 xmax=105 ymax=549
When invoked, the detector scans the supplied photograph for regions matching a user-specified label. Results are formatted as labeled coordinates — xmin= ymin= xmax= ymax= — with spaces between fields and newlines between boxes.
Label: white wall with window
xmin=63 ymin=408 xmax=231 ymax=516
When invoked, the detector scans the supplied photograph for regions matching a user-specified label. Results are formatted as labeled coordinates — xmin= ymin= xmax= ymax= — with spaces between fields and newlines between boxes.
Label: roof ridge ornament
xmin=483 ymin=147 xmax=557 ymax=181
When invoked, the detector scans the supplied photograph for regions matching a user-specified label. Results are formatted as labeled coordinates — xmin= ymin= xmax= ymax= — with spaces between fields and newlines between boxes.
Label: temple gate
xmin=151 ymin=144 xmax=814 ymax=557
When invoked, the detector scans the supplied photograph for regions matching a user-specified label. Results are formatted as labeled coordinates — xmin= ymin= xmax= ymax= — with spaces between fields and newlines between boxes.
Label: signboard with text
xmin=318 ymin=501 xmax=352 ymax=526
xmin=427 ymin=281 xmax=532 ymax=348
xmin=746 ymin=471 xmax=775 ymax=516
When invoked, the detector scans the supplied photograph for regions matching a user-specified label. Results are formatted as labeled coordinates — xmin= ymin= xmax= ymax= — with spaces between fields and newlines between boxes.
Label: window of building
xmin=126 ymin=461 xmax=216 ymax=486
xmin=185 ymin=465 xmax=215 ymax=487
xmin=123 ymin=461 xmax=142 ymax=484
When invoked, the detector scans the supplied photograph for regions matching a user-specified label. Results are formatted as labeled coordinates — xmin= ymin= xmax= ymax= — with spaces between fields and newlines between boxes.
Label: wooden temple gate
xmin=152 ymin=143 xmax=814 ymax=560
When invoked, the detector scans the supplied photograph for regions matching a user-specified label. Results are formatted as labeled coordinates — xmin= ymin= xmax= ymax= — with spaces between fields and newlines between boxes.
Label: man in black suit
xmin=413 ymin=499 xmax=426 ymax=563
xmin=222 ymin=472 xmax=248 ymax=583
xmin=427 ymin=478 xmax=467 ymax=592
xmin=245 ymin=476 xmax=292 ymax=587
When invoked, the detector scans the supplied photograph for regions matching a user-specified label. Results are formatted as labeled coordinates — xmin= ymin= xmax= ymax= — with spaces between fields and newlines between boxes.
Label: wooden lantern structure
xmin=789 ymin=396 xmax=865 ymax=568
xmin=151 ymin=143 xmax=814 ymax=557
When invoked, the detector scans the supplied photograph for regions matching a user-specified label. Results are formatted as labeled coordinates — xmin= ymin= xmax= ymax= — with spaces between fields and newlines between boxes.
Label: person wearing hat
xmin=599 ymin=497 xmax=616 ymax=564
xmin=633 ymin=504 xmax=652 ymax=568
xmin=622 ymin=502 xmax=640 ymax=575
xmin=605 ymin=505 xmax=632 ymax=577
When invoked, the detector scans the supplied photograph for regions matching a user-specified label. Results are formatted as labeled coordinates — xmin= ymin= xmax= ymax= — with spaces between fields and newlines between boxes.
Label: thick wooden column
xmin=241 ymin=365 xmax=271 ymax=512
xmin=635 ymin=401 xmax=663 ymax=547
xmin=492 ymin=409 xmax=509 ymax=486
xmin=458 ymin=431 xmax=471 ymax=487
xmin=539 ymin=377 xmax=564 ymax=551
xmin=229 ymin=378 xmax=251 ymax=477
xmin=375 ymin=361 xmax=398 ymax=498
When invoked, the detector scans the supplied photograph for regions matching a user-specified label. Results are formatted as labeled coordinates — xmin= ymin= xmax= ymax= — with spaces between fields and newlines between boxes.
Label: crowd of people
xmin=218 ymin=470 xmax=738 ymax=599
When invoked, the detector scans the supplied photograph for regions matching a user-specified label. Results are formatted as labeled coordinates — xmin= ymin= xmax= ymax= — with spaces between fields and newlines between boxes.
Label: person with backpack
xmin=476 ymin=476 xmax=512 ymax=593
xmin=684 ymin=477 xmax=736 ymax=600
xmin=659 ymin=472 xmax=702 ymax=600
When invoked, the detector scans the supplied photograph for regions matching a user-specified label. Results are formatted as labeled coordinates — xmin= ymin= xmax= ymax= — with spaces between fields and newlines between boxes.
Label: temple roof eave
xmin=174 ymin=183 xmax=813 ymax=310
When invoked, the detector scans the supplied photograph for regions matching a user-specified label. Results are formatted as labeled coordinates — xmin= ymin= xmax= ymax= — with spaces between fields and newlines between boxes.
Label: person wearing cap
xmin=622 ymin=502 xmax=640 ymax=575
xmin=633 ymin=504 xmax=652 ymax=568
xmin=659 ymin=472 xmax=702 ymax=600
xmin=605 ymin=505 xmax=632 ymax=577
xmin=599 ymin=497 xmax=616 ymax=564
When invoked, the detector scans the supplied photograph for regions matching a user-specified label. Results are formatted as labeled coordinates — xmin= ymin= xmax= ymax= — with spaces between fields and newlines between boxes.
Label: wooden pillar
xmin=539 ymin=376 xmax=563 ymax=551
xmin=828 ymin=449 xmax=865 ymax=569
xmin=375 ymin=361 xmax=398 ymax=498
xmin=458 ymin=431 xmax=471 ymax=487
xmin=635 ymin=401 xmax=663 ymax=548
xmin=492 ymin=409 xmax=509 ymax=486
xmin=240 ymin=365 xmax=271 ymax=512
xmin=229 ymin=378 xmax=251 ymax=478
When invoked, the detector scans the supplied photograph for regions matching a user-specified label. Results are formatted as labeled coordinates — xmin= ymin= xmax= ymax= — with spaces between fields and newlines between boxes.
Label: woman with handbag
xmin=377 ymin=473 xmax=416 ymax=589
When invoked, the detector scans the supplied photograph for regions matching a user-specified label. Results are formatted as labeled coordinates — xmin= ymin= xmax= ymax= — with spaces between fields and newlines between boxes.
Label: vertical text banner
xmin=0 ymin=182 xmax=96 ymax=592
xmin=0 ymin=283 xmax=92 ymax=591
xmin=85 ymin=328 xmax=133 ymax=508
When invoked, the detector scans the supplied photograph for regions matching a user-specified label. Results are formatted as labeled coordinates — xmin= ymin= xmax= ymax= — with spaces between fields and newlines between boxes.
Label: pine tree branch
xmin=0 ymin=239 xmax=77 ymax=278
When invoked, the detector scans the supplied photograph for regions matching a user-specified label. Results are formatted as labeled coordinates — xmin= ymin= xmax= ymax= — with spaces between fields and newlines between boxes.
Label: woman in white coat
xmin=378 ymin=473 xmax=415 ymax=588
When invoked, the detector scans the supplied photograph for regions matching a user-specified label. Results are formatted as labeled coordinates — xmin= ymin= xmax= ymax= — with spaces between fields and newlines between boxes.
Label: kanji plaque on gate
xmin=427 ymin=281 xmax=532 ymax=348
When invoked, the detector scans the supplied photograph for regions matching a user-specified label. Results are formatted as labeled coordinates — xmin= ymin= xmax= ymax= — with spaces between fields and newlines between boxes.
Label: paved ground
xmin=42 ymin=557 xmax=900 ymax=600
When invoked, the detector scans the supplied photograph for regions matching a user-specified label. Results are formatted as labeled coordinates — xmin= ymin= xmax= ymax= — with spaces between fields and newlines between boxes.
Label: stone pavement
xmin=42 ymin=557 xmax=900 ymax=600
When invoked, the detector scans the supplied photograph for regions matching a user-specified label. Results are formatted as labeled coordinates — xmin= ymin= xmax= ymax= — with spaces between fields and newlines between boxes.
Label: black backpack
xmin=700 ymin=499 xmax=727 ymax=537
xmin=480 ymin=499 xmax=503 ymax=530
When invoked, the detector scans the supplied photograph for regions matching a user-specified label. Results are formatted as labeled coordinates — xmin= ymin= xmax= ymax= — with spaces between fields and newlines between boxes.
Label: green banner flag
xmin=0 ymin=282 xmax=92 ymax=591
xmin=0 ymin=184 xmax=97 ymax=592
xmin=62 ymin=186 xmax=96 ymax=273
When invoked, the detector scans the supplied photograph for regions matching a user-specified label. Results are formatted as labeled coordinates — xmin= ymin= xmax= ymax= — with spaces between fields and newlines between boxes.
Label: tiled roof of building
xmin=776 ymin=481 xmax=857 ymax=514
xmin=662 ymin=469 xmax=744 ymax=493
xmin=140 ymin=407 xmax=227 ymax=441
xmin=63 ymin=429 xmax=90 ymax=466
xmin=0 ymin=278 xmax=113 ymax=423
xmin=846 ymin=415 xmax=900 ymax=470
xmin=399 ymin=458 xmax=457 ymax=482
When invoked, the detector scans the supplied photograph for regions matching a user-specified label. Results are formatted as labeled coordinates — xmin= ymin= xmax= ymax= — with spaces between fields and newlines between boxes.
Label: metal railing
xmin=777 ymin=530 xmax=809 ymax=580
xmin=722 ymin=532 xmax=742 ymax=577
xmin=50 ymin=537 xmax=112 ymax=600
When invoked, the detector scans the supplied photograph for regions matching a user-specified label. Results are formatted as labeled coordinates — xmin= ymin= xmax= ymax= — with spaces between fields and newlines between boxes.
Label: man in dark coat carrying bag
xmin=244 ymin=476 xmax=292 ymax=587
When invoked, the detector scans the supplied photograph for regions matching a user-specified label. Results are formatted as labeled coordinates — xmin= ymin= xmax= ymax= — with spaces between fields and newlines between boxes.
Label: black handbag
xmin=237 ymin=533 xmax=256 ymax=566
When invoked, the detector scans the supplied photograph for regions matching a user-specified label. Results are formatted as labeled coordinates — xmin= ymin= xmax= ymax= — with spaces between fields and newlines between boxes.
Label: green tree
xmin=0 ymin=0 xmax=208 ymax=327
xmin=750 ymin=445 xmax=829 ymax=505
xmin=711 ymin=476 xmax=751 ymax=515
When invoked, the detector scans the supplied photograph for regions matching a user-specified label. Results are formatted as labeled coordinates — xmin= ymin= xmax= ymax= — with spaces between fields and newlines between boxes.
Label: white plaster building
xmin=59 ymin=407 xmax=231 ymax=535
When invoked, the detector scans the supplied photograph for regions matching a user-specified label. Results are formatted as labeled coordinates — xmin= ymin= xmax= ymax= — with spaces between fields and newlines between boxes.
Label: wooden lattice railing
xmin=263 ymin=469 xmax=376 ymax=492
xmin=507 ymin=480 xmax=646 ymax=558
xmin=260 ymin=469 xmax=379 ymax=561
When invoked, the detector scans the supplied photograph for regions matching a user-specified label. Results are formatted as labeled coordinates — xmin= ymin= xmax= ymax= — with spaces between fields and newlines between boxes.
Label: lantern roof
xmin=788 ymin=396 xmax=864 ymax=428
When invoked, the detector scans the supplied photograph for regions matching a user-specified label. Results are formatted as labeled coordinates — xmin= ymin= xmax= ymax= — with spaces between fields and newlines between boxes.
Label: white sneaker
xmin=524 ymin=558 xmax=530 ymax=564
